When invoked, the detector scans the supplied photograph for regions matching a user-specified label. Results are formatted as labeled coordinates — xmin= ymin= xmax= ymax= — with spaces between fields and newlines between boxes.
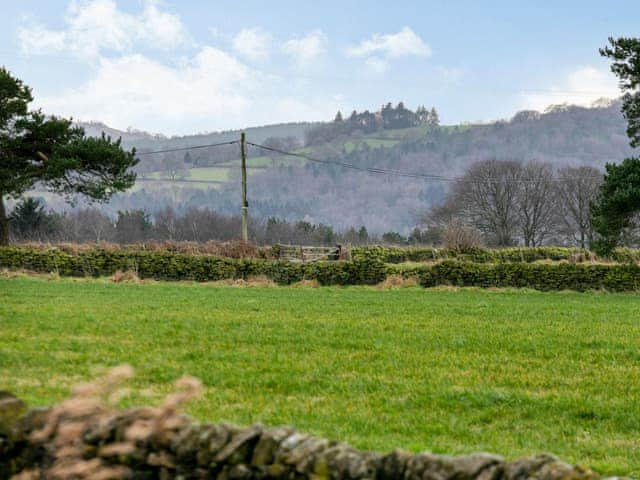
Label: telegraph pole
xmin=240 ymin=132 xmax=248 ymax=242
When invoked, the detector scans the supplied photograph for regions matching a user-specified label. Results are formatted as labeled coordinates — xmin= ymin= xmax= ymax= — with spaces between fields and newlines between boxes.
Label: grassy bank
xmin=0 ymin=277 xmax=638 ymax=476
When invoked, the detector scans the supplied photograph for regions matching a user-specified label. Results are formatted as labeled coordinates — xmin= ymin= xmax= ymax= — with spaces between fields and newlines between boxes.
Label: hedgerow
xmin=1 ymin=246 xmax=640 ymax=291
xmin=0 ymin=246 xmax=386 ymax=286
xmin=415 ymin=261 xmax=640 ymax=292
xmin=352 ymin=245 xmax=640 ymax=264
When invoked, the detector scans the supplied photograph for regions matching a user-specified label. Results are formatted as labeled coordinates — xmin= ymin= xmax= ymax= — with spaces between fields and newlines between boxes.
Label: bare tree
xmin=442 ymin=219 xmax=484 ymax=250
xmin=555 ymin=166 xmax=603 ymax=248
xmin=80 ymin=209 xmax=114 ymax=243
xmin=453 ymin=159 xmax=522 ymax=246
xmin=516 ymin=161 xmax=557 ymax=246
xmin=154 ymin=206 xmax=180 ymax=241
xmin=419 ymin=197 xmax=462 ymax=229
xmin=61 ymin=209 xmax=114 ymax=243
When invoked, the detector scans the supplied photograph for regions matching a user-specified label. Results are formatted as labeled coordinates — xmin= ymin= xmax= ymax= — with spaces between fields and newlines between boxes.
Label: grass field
xmin=1 ymin=277 xmax=639 ymax=476
xmin=144 ymin=155 xmax=298 ymax=186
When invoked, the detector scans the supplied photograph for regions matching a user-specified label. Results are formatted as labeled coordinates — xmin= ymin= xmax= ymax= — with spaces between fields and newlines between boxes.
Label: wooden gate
xmin=275 ymin=244 xmax=342 ymax=263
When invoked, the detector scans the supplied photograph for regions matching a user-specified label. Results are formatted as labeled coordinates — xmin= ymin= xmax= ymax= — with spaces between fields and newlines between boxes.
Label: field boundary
xmin=2 ymin=246 xmax=640 ymax=291
xmin=2 ymin=389 xmax=614 ymax=480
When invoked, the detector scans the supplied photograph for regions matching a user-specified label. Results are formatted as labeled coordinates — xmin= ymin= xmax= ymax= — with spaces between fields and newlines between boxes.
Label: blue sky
xmin=0 ymin=0 xmax=637 ymax=135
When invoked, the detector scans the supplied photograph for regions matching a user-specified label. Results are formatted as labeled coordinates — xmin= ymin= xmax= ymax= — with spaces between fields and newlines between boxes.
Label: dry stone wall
xmin=0 ymin=392 xmax=628 ymax=480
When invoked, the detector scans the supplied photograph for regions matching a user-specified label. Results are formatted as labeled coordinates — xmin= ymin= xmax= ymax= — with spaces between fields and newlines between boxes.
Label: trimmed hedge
xmin=413 ymin=261 xmax=640 ymax=292
xmin=1 ymin=247 xmax=640 ymax=291
xmin=352 ymin=245 xmax=640 ymax=264
xmin=0 ymin=247 xmax=387 ymax=286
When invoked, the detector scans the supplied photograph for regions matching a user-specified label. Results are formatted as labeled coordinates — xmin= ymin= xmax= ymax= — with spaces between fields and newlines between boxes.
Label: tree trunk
xmin=0 ymin=194 xmax=9 ymax=246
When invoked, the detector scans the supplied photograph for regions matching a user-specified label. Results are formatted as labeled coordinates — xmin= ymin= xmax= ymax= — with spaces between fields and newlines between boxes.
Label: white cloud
xmin=347 ymin=27 xmax=431 ymax=59
xmin=18 ymin=2 xmax=341 ymax=134
xmin=282 ymin=29 xmax=328 ymax=67
xmin=35 ymin=46 xmax=340 ymax=135
xmin=18 ymin=23 xmax=67 ymax=54
xmin=19 ymin=0 xmax=189 ymax=59
xmin=522 ymin=66 xmax=621 ymax=111
xmin=140 ymin=0 xmax=188 ymax=49
xmin=37 ymin=48 xmax=253 ymax=133
xmin=232 ymin=27 xmax=272 ymax=62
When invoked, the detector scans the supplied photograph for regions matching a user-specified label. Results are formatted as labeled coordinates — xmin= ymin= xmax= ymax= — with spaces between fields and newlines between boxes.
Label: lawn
xmin=0 ymin=277 xmax=639 ymax=476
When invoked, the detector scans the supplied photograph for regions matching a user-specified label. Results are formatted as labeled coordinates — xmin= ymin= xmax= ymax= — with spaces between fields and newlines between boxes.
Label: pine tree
xmin=591 ymin=36 xmax=640 ymax=254
xmin=600 ymin=37 xmax=640 ymax=147
xmin=428 ymin=107 xmax=440 ymax=127
xmin=358 ymin=226 xmax=369 ymax=243
xmin=416 ymin=106 xmax=428 ymax=124
xmin=0 ymin=67 xmax=137 ymax=245
xmin=8 ymin=197 xmax=57 ymax=240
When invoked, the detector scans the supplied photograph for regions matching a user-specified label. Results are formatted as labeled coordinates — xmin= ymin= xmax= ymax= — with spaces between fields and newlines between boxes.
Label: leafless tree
xmin=453 ymin=159 xmax=522 ymax=246
xmin=442 ymin=219 xmax=484 ymax=250
xmin=554 ymin=166 xmax=603 ymax=248
xmin=61 ymin=209 xmax=115 ymax=243
xmin=516 ymin=161 xmax=557 ymax=246
xmin=154 ymin=206 xmax=180 ymax=241
xmin=418 ymin=197 xmax=462 ymax=229
xmin=179 ymin=207 xmax=241 ymax=242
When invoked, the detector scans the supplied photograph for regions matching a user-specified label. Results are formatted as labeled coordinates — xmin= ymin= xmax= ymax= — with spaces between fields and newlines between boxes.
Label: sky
xmin=0 ymin=0 xmax=637 ymax=136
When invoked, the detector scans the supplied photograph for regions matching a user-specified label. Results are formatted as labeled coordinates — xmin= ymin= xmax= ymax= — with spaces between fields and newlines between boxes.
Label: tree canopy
xmin=305 ymin=102 xmax=439 ymax=146
xmin=591 ymin=158 xmax=640 ymax=253
xmin=0 ymin=67 xmax=138 ymax=244
xmin=600 ymin=37 xmax=640 ymax=148
xmin=592 ymin=37 xmax=640 ymax=254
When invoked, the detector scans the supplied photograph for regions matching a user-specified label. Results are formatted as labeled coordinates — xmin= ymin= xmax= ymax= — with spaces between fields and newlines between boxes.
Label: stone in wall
xmin=0 ymin=388 xmax=628 ymax=480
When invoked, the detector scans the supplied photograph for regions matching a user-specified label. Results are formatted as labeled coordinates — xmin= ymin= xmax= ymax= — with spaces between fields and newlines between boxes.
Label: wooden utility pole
xmin=240 ymin=132 xmax=248 ymax=242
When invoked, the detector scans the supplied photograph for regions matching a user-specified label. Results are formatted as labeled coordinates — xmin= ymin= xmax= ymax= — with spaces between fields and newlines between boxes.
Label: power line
xmin=135 ymin=140 xmax=238 ymax=157
xmin=247 ymin=141 xmax=605 ymax=184
xmin=128 ymin=135 xmax=605 ymax=185
xmin=247 ymin=141 xmax=453 ymax=181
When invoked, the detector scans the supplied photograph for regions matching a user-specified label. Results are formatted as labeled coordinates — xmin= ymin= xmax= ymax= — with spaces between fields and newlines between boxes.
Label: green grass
xmin=146 ymin=157 xmax=280 ymax=184
xmin=1 ymin=277 xmax=639 ymax=476
xmin=182 ymin=166 xmax=231 ymax=182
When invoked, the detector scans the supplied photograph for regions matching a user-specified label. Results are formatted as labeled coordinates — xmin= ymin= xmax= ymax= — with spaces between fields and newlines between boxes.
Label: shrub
xmin=109 ymin=270 xmax=140 ymax=283
xmin=376 ymin=274 xmax=419 ymax=289
xmin=442 ymin=220 xmax=485 ymax=251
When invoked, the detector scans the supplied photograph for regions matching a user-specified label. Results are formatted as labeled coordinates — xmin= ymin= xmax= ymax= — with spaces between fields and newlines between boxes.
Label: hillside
xmin=79 ymin=121 xmax=315 ymax=151
xmin=64 ymin=101 xmax=638 ymax=233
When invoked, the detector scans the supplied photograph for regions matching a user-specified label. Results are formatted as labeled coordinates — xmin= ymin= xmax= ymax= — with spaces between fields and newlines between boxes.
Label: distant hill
xmin=78 ymin=121 xmax=315 ymax=150
xmin=59 ymin=100 xmax=638 ymax=234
